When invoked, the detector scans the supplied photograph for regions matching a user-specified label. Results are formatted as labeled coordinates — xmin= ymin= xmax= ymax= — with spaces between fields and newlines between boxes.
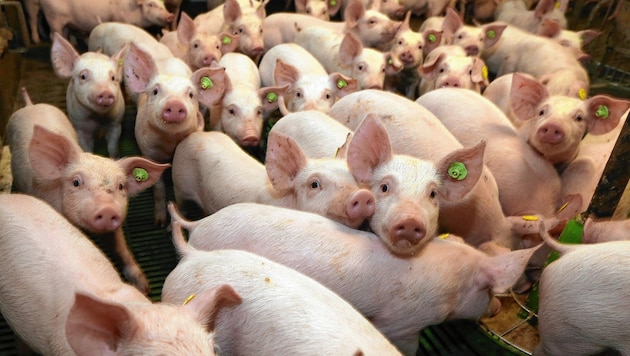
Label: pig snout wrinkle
xmin=400 ymin=51 xmax=414 ymax=63
xmin=390 ymin=217 xmax=426 ymax=247
xmin=162 ymin=100 xmax=187 ymax=123
xmin=537 ymin=123 xmax=565 ymax=144
xmin=91 ymin=207 xmax=122 ymax=232
xmin=346 ymin=190 xmax=375 ymax=219
xmin=95 ymin=91 xmax=115 ymax=107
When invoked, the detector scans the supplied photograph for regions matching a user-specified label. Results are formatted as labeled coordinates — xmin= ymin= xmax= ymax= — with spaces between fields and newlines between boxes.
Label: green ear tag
xmin=133 ymin=168 xmax=149 ymax=182
xmin=222 ymin=36 xmax=232 ymax=45
xmin=487 ymin=30 xmax=496 ymax=39
xmin=596 ymin=105 xmax=609 ymax=119
xmin=330 ymin=0 xmax=337 ymax=6
xmin=200 ymin=77 xmax=213 ymax=90
xmin=266 ymin=92 xmax=278 ymax=103
xmin=447 ymin=162 xmax=467 ymax=181
xmin=428 ymin=33 xmax=437 ymax=42
xmin=118 ymin=58 xmax=124 ymax=67
xmin=337 ymin=79 xmax=348 ymax=89
xmin=388 ymin=58 xmax=393 ymax=65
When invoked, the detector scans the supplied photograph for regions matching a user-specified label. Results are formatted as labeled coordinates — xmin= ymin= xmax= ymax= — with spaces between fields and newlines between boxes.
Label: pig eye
xmin=439 ymin=68 xmax=445 ymax=73
xmin=458 ymin=34 xmax=463 ymax=39
xmin=381 ymin=183 xmax=389 ymax=193
xmin=72 ymin=177 xmax=82 ymax=187
xmin=368 ymin=18 xmax=376 ymax=25
xmin=229 ymin=108 xmax=235 ymax=115
xmin=418 ymin=44 xmax=423 ymax=50
xmin=306 ymin=8 xmax=311 ymax=13
xmin=111 ymin=75 xmax=116 ymax=81
xmin=358 ymin=64 xmax=365 ymax=71
xmin=80 ymin=73 xmax=87 ymax=81
xmin=469 ymin=69 xmax=473 ymax=75
xmin=257 ymin=108 xmax=263 ymax=116
xmin=189 ymin=91 xmax=194 ymax=99
xmin=325 ymin=93 xmax=331 ymax=99
xmin=398 ymin=39 xmax=403 ymax=45
xmin=576 ymin=115 xmax=583 ymax=122
xmin=295 ymin=91 xmax=302 ymax=98
xmin=539 ymin=109 xmax=545 ymax=116
xmin=118 ymin=183 xmax=125 ymax=191
xmin=216 ymin=44 xmax=221 ymax=49
xmin=193 ymin=42 xmax=199 ymax=49
xmin=430 ymin=190 xmax=437 ymax=199
xmin=238 ymin=27 xmax=244 ymax=34
xmin=153 ymin=88 xmax=159 ymax=96
xmin=310 ymin=180 xmax=321 ymax=189
xmin=259 ymin=28 xmax=263 ymax=34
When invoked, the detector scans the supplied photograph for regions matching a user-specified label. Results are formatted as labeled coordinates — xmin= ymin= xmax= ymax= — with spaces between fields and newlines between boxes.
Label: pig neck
xmin=259 ymin=182 xmax=298 ymax=209
xmin=66 ymin=82 xmax=123 ymax=124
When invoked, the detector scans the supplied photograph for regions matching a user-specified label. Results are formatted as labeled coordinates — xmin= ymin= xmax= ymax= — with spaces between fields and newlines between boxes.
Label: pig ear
xmin=110 ymin=44 xmax=127 ymax=80
xmin=66 ymin=293 xmax=138 ymax=356
xmin=585 ymin=95 xmax=629 ymax=135
xmin=274 ymin=59 xmax=299 ymax=87
xmin=192 ymin=66 xmax=227 ymax=107
xmin=398 ymin=11 xmax=411 ymax=33
xmin=183 ymin=284 xmax=242 ymax=332
xmin=328 ymin=0 xmax=342 ymax=16
xmin=537 ymin=18 xmax=562 ymax=38
xmin=335 ymin=132 xmax=353 ymax=160
xmin=346 ymin=114 xmax=393 ymax=184
xmin=339 ymin=33 xmax=363 ymax=66
xmin=256 ymin=0 xmax=269 ymax=19
xmin=534 ymin=0 xmax=555 ymax=17
xmin=176 ymin=12 xmax=196 ymax=44
xmin=259 ymin=85 xmax=289 ymax=112
xmin=441 ymin=8 xmax=463 ymax=37
xmin=470 ymin=58 xmax=489 ymax=86
xmin=477 ymin=244 xmax=541 ymax=293
xmin=266 ymin=131 xmax=308 ymax=191
xmin=51 ymin=32 xmax=79 ymax=79
xmin=509 ymin=73 xmax=549 ymax=122
xmin=344 ymin=0 xmax=366 ymax=29
xmin=329 ymin=73 xmax=359 ymax=97
xmin=116 ymin=157 xmax=170 ymax=196
xmin=219 ymin=32 xmax=240 ymax=54
xmin=124 ymin=42 xmax=158 ymax=94
xmin=577 ymin=29 xmax=601 ymax=46
xmin=29 ymin=125 xmax=80 ymax=180
xmin=436 ymin=140 xmax=485 ymax=201
xmin=423 ymin=30 xmax=442 ymax=56
xmin=223 ymin=0 xmax=242 ymax=24
xmin=482 ymin=23 xmax=506 ymax=49
xmin=294 ymin=0 xmax=308 ymax=12
xmin=385 ymin=52 xmax=403 ymax=75
xmin=419 ymin=52 xmax=446 ymax=80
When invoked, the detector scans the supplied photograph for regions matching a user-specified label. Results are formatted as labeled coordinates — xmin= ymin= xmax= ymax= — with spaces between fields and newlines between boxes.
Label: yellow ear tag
xmin=438 ymin=233 xmax=450 ymax=239
xmin=200 ymin=76 xmax=213 ymax=90
xmin=222 ymin=36 xmax=232 ymax=45
xmin=522 ymin=215 xmax=539 ymax=221
xmin=448 ymin=162 xmax=467 ymax=181
xmin=266 ymin=92 xmax=278 ymax=103
xmin=578 ymin=88 xmax=587 ymax=100
xmin=482 ymin=66 xmax=489 ymax=80
xmin=182 ymin=294 xmax=196 ymax=306
xmin=554 ymin=1 xmax=561 ymax=8
xmin=596 ymin=105 xmax=609 ymax=119
xmin=556 ymin=201 xmax=569 ymax=214
xmin=133 ymin=168 xmax=149 ymax=182
xmin=118 ymin=58 xmax=124 ymax=67
xmin=337 ymin=79 xmax=348 ymax=89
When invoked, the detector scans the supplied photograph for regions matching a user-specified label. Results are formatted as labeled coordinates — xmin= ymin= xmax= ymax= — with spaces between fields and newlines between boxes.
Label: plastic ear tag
xmin=133 ymin=168 xmax=149 ymax=182
xmin=596 ymin=105 xmax=609 ymax=119
xmin=330 ymin=0 xmax=337 ymax=6
xmin=118 ymin=58 xmax=124 ymax=67
xmin=556 ymin=201 xmax=569 ymax=214
xmin=482 ymin=66 xmax=489 ymax=80
xmin=578 ymin=88 xmax=587 ymax=100
xmin=337 ymin=79 xmax=348 ymax=89
xmin=486 ymin=30 xmax=496 ymax=39
xmin=438 ymin=233 xmax=450 ymax=239
xmin=428 ymin=33 xmax=437 ymax=42
xmin=182 ymin=294 xmax=195 ymax=306
xmin=200 ymin=76 xmax=213 ymax=90
xmin=522 ymin=215 xmax=539 ymax=221
xmin=388 ymin=57 xmax=393 ymax=65
xmin=222 ymin=36 xmax=232 ymax=45
xmin=554 ymin=1 xmax=561 ymax=8
xmin=447 ymin=162 xmax=467 ymax=181
xmin=266 ymin=92 xmax=278 ymax=103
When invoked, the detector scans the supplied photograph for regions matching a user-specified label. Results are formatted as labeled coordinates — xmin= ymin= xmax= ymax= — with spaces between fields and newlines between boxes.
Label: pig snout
xmin=203 ymin=54 xmax=217 ymax=67
xmin=240 ymin=131 xmax=260 ymax=147
xmin=537 ymin=123 xmax=565 ymax=144
xmin=94 ymin=90 xmax=116 ymax=108
xmin=165 ymin=13 xmax=175 ymax=23
xmin=346 ymin=189 xmax=375 ymax=220
xmin=440 ymin=77 xmax=461 ymax=88
xmin=389 ymin=216 xmax=427 ymax=250
xmin=487 ymin=296 xmax=502 ymax=317
xmin=399 ymin=50 xmax=414 ymax=64
xmin=91 ymin=206 xmax=122 ymax=232
xmin=249 ymin=46 xmax=265 ymax=58
xmin=464 ymin=45 xmax=479 ymax=56
xmin=162 ymin=100 xmax=187 ymax=123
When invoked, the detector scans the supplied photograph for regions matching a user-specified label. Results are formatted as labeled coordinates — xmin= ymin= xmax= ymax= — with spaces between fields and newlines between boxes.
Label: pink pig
xmin=160 ymin=12 xmax=239 ymax=70
xmin=6 ymin=89 xmax=169 ymax=294
xmin=0 ymin=193 xmax=237 ymax=356
xmin=295 ymin=0 xmax=342 ymax=19
xmin=162 ymin=223 xmax=401 ymax=355
xmin=170 ymin=201 xmax=541 ymax=355
xmin=418 ymin=47 xmax=490 ymax=95
xmin=51 ymin=33 xmax=125 ymax=158
xmin=494 ymin=0 xmax=568 ymax=35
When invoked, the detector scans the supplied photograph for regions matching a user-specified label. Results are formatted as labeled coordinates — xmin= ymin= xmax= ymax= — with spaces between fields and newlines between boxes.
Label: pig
xmin=6 ymin=89 xmax=169 ymax=294
xmin=494 ymin=0 xmax=568 ymax=35
xmin=581 ymin=217 xmax=630 ymax=243
xmin=51 ymin=33 xmax=125 ymax=158
xmin=194 ymin=0 xmax=268 ymax=58
xmin=418 ymin=48 xmax=490 ymax=95
xmin=258 ymin=43 xmax=358 ymax=114
xmin=262 ymin=0 xmax=402 ymax=51
xmin=0 ymin=193 xmax=237 ymax=356
xmin=417 ymin=88 xmax=564 ymax=219
xmin=211 ymin=52 xmax=285 ymax=147
xmin=295 ymin=28 xmax=402 ymax=90
xmin=481 ymin=23 xmax=590 ymax=98
xmin=169 ymin=201 xmax=542 ymax=355
xmin=483 ymin=72 xmax=630 ymax=167
xmin=159 ymin=12 xmax=239 ymax=70
xmin=295 ymin=0 xmax=342 ymax=19
xmin=329 ymin=89 xmax=566 ymax=253
xmin=123 ymin=43 xmax=228 ymax=226
xmin=535 ymin=224 xmax=630 ymax=355
xmin=385 ymin=11 xmax=442 ymax=98
xmin=340 ymin=0 xmax=406 ymax=19
xmin=162 ymin=224 xmax=402 ymax=355
xmin=547 ymin=28 xmax=601 ymax=61
xmin=34 ymin=0 xmax=173 ymax=43
xmin=171 ymin=127 xmax=375 ymax=229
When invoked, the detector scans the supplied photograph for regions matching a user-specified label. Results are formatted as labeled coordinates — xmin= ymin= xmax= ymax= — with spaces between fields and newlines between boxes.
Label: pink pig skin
xmin=6 ymin=91 xmax=169 ymax=294
xmin=581 ymin=218 xmax=630 ymax=243
xmin=536 ymin=226 xmax=630 ymax=355
xmin=339 ymin=0 xmax=406 ymax=20
xmin=27 ymin=0 xmax=173 ymax=44
xmin=418 ymin=47 xmax=490 ymax=95
xmin=485 ymin=72 xmax=630 ymax=167
xmin=123 ymin=43 xmax=227 ymax=226
xmin=494 ymin=0 xmax=568 ymax=35
xmin=51 ymin=33 xmax=126 ymax=158
xmin=258 ymin=43 xmax=358 ymax=114
xmin=416 ymin=88 xmax=563 ymax=219
xmin=295 ymin=0 xmax=342 ymax=20
xmin=194 ymin=0 xmax=268 ymax=58
xmin=170 ymin=202 xmax=541 ymax=356
xmin=329 ymin=90 xmax=529 ymax=254
xmin=171 ymin=127 xmax=375 ymax=229
xmin=160 ymin=12 xmax=239 ymax=71
xmin=0 ymin=194 xmax=237 ymax=356
xmin=162 ymin=224 xmax=402 ymax=355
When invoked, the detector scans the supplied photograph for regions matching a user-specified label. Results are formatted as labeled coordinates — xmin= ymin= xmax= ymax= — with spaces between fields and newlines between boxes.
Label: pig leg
xmin=114 ymin=227 xmax=149 ymax=295
xmin=76 ymin=128 xmax=95 ymax=154
xmin=25 ymin=0 xmax=41 ymax=44
xmin=105 ymin=123 xmax=122 ymax=158
xmin=153 ymin=178 xmax=168 ymax=227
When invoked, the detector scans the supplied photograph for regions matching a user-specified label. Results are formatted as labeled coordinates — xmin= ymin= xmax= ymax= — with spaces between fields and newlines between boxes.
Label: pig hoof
xmin=155 ymin=210 xmax=168 ymax=227
xmin=126 ymin=270 xmax=151 ymax=295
